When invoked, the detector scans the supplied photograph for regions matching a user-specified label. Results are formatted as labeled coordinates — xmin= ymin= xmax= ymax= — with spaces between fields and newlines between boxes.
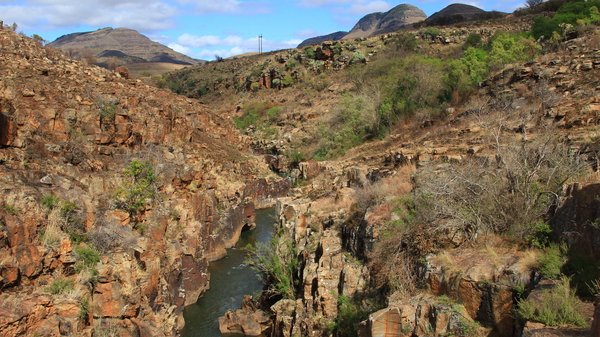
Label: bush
xmin=413 ymin=131 xmax=583 ymax=245
xmin=328 ymin=294 xmax=378 ymax=337
xmin=486 ymin=31 xmax=539 ymax=69
xmin=74 ymin=244 xmax=100 ymax=268
xmin=304 ymin=46 xmax=315 ymax=60
xmin=531 ymin=1 xmax=600 ymax=40
xmin=42 ymin=194 xmax=60 ymax=210
xmin=539 ymin=243 xmax=567 ymax=278
xmin=48 ymin=277 xmax=75 ymax=295
xmin=113 ymin=160 xmax=157 ymax=214
xmin=517 ymin=276 xmax=588 ymax=327
xmin=2 ymin=202 xmax=18 ymax=216
xmin=245 ymin=234 xmax=299 ymax=299
xmin=283 ymin=73 xmax=295 ymax=87
xmin=464 ymin=33 xmax=483 ymax=48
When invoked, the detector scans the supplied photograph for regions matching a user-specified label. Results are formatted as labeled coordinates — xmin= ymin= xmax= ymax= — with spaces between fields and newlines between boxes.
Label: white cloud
xmin=297 ymin=0 xmax=368 ymax=8
xmin=168 ymin=43 xmax=193 ymax=55
xmin=178 ymin=33 xmax=303 ymax=60
xmin=283 ymin=39 xmax=303 ymax=46
xmin=175 ymin=0 xmax=243 ymax=14
xmin=177 ymin=34 xmax=246 ymax=48
xmin=147 ymin=33 xmax=173 ymax=45
xmin=295 ymin=29 xmax=318 ymax=38
xmin=0 ymin=0 xmax=177 ymax=32
xmin=197 ymin=47 xmax=244 ymax=60
xmin=344 ymin=0 xmax=391 ymax=14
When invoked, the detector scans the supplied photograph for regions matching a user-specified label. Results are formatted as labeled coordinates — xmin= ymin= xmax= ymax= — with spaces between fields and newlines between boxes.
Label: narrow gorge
xmin=2 ymin=2 xmax=600 ymax=336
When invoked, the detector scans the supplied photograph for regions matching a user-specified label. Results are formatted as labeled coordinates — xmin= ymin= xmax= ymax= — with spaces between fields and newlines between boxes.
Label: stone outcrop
xmin=0 ymin=27 xmax=287 ymax=335
xmin=551 ymin=183 xmax=600 ymax=260
xmin=218 ymin=295 xmax=271 ymax=336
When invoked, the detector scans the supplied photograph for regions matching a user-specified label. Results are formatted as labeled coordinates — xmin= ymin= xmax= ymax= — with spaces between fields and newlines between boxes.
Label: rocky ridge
xmin=0 ymin=26 xmax=287 ymax=336
xmin=47 ymin=27 xmax=204 ymax=66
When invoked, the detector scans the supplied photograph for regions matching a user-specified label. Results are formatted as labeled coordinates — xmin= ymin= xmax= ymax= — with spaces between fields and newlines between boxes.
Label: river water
xmin=180 ymin=207 xmax=274 ymax=337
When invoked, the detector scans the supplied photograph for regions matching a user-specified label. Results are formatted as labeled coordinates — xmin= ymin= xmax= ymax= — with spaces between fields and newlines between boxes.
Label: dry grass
xmin=125 ymin=62 xmax=188 ymax=77
xmin=514 ymin=249 xmax=540 ymax=276
xmin=41 ymin=209 xmax=68 ymax=248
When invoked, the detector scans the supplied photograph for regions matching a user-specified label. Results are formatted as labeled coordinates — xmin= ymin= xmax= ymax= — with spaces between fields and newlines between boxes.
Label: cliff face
xmin=0 ymin=27 xmax=287 ymax=336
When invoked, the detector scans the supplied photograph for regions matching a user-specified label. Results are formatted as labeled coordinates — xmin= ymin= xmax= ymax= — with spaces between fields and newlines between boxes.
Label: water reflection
xmin=181 ymin=208 xmax=274 ymax=337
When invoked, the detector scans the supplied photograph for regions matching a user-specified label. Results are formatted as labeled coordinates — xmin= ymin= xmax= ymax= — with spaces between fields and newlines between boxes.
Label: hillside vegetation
xmin=169 ymin=0 xmax=600 ymax=336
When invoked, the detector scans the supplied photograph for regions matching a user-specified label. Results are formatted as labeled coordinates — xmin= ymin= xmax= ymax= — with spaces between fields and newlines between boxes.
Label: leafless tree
xmin=525 ymin=0 xmax=544 ymax=8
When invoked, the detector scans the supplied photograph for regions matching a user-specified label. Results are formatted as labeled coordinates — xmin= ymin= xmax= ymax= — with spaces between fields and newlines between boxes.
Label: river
xmin=180 ymin=207 xmax=274 ymax=337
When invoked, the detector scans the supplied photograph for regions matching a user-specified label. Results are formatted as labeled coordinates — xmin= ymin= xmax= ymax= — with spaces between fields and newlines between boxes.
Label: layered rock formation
xmin=0 ymin=26 xmax=287 ymax=335
xmin=47 ymin=27 xmax=204 ymax=65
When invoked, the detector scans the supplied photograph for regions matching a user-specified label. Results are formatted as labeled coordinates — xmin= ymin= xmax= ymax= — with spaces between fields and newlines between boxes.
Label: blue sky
xmin=1 ymin=0 xmax=527 ymax=60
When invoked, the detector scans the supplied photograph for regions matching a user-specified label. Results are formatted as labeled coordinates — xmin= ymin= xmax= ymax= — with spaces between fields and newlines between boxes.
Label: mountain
xmin=345 ymin=3 xmax=427 ymax=38
xmin=47 ymin=27 xmax=205 ymax=66
xmin=424 ymin=3 xmax=507 ymax=26
xmin=298 ymin=3 xmax=426 ymax=47
xmin=298 ymin=31 xmax=347 ymax=48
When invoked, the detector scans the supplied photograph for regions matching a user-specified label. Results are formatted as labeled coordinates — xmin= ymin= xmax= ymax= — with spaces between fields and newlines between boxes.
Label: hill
xmin=298 ymin=3 xmax=508 ymax=47
xmin=47 ymin=27 xmax=205 ymax=67
xmin=298 ymin=3 xmax=425 ymax=47
xmin=0 ymin=25 xmax=286 ymax=336
xmin=423 ymin=3 xmax=507 ymax=26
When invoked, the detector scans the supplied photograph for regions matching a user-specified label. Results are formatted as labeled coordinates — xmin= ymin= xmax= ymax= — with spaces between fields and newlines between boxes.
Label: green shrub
xmin=245 ymin=234 xmax=299 ymax=299
xmin=539 ymin=243 xmax=567 ymax=279
xmin=328 ymin=294 xmax=379 ymax=337
xmin=517 ymin=276 xmax=587 ymax=327
xmin=79 ymin=297 xmax=90 ymax=320
xmin=464 ymin=33 xmax=483 ymax=48
xmin=138 ymin=71 xmax=151 ymax=77
xmin=283 ymin=74 xmax=295 ymax=87
xmin=152 ymin=75 xmax=167 ymax=88
xmin=48 ymin=277 xmax=75 ymax=295
xmin=563 ymin=248 xmax=600 ymax=297
xmin=2 ymin=203 xmax=18 ymax=216
xmin=350 ymin=51 xmax=366 ymax=64
xmin=486 ymin=31 xmax=539 ymax=69
xmin=97 ymin=99 xmax=118 ymax=119
xmin=532 ymin=1 xmax=600 ymax=40
xmin=113 ymin=160 xmax=157 ymax=213
xmin=74 ymin=244 xmax=100 ymax=267
xmin=312 ymin=94 xmax=372 ymax=160
xmin=304 ymin=46 xmax=315 ymax=60
xmin=333 ymin=42 xmax=343 ymax=55
xmin=42 ymin=195 xmax=60 ymax=210
xmin=285 ymin=59 xmax=297 ymax=70
xmin=60 ymin=201 xmax=77 ymax=218
xmin=265 ymin=106 xmax=281 ymax=123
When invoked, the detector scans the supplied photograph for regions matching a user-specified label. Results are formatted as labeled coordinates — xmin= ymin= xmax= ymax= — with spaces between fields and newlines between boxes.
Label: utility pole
xmin=258 ymin=34 xmax=263 ymax=55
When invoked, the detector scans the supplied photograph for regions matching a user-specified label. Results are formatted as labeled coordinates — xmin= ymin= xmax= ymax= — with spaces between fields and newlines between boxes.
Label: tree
xmin=107 ymin=58 xmax=119 ymax=71
xmin=31 ymin=34 xmax=46 ymax=46
xmin=81 ymin=49 xmax=97 ymax=65
xmin=525 ymin=0 xmax=544 ymax=8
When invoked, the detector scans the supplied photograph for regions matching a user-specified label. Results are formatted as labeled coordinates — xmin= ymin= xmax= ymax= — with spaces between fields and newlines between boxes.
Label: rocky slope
xmin=47 ymin=27 xmax=204 ymax=66
xmin=0 ymin=26 xmax=287 ymax=336
xmin=216 ymin=17 xmax=600 ymax=337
